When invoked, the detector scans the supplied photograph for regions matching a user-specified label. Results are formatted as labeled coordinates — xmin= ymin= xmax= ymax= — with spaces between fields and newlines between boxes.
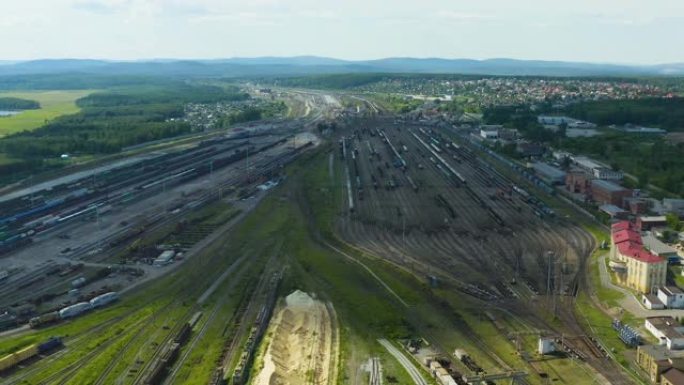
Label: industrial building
xmin=153 ymin=250 xmax=175 ymax=266
xmin=658 ymin=287 xmax=684 ymax=309
xmin=639 ymin=216 xmax=669 ymax=232
xmin=599 ymin=204 xmax=628 ymax=219
xmin=610 ymin=221 xmax=667 ymax=293
xmin=531 ymin=162 xmax=566 ymax=185
xmin=592 ymin=167 xmax=624 ymax=181
xmin=643 ymin=233 xmax=680 ymax=264
xmin=591 ymin=180 xmax=631 ymax=207
xmin=646 ymin=317 xmax=684 ymax=350
xmin=565 ymin=170 xmax=590 ymax=195
xmin=479 ymin=127 xmax=499 ymax=140
xmin=636 ymin=344 xmax=684 ymax=383
xmin=537 ymin=115 xmax=597 ymax=128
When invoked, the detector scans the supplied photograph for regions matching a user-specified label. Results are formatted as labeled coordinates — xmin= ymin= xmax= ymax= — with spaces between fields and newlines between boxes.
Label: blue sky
xmin=1 ymin=0 xmax=683 ymax=63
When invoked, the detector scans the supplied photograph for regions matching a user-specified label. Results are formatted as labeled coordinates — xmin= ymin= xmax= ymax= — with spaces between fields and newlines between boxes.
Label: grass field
xmin=0 ymin=90 xmax=94 ymax=137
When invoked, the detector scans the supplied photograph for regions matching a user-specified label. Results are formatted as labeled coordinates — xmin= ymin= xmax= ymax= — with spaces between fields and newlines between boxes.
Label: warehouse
xmin=591 ymin=180 xmax=631 ymax=207
xmin=646 ymin=317 xmax=684 ymax=350
xmin=658 ymin=287 xmax=684 ymax=309
xmin=531 ymin=162 xmax=566 ymax=185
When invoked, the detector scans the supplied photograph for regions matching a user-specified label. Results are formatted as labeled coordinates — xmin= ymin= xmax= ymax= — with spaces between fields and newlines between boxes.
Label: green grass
xmin=0 ymin=90 xmax=94 ymax=137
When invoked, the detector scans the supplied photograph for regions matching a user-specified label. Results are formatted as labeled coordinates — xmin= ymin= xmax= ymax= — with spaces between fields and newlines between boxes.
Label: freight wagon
xmin=0 ymin=337 xmax=62 ymax=372
xmin=59 ymin=302 xmax=92 ymax=319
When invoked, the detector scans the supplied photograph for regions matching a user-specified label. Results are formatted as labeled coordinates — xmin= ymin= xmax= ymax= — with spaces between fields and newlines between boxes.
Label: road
xmin=377 ymin=339 xmax=427 ymax=385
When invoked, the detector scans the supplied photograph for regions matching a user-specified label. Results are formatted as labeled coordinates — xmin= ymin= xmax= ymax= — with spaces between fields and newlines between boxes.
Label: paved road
xmin=377 ymin=339 xmax=427 ymax=385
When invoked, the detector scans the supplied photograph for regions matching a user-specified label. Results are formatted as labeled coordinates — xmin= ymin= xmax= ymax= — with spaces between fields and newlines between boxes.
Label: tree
xmin=666 ymin=213 xmax=682 ymax=231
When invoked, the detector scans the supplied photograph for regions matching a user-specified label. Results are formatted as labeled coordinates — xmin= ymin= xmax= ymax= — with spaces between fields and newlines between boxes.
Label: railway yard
xmin=0 ymin=92 xmax=642 ymax=385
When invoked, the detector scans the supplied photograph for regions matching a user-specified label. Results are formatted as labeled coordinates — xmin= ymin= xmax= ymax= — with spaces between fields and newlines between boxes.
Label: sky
xmin=0 ymin=0 xmax=683 ymax=64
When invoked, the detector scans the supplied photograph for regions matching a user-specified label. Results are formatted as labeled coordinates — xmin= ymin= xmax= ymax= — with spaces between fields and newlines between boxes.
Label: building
xmin=659 ymin=287 xmax=684 ymax=309
xmin=591 ymin=180 xmax=631 ymax=207
xmin=610 ymin=221 xmax=667 ymax=293
xmin=593 ymin=167 xmax=624 ymax=181
xmin=516 ymin=142 xmax=544 ymax=157
xmin=573 ymin=156 xmax=605 ymax=174
xmin=153 ymin=250 xmax=175 ymax=266
xmin=662 ymin=367 xmax=684 ymax=385
xmin=636 ymin=344 xmax=684 ymax=383
xmin=627 ymin=198 xmax=650 ymax=215
xmin=639 ymin=216 xmax=669 ymax=232
xmin=643 ymin=233 xmax=680 ymax=264
xmin=480 ymin=128 xmax=499 ymax=140
xmin=565 ymin=170 xmax=590 ymax=195
xmin=643 ymin=294 xmax=666 ymax=310
xmin=537 ymin=115 xmax=596 ymax=128
xmin=531 ymin=162 xmax=566 ymax=185
xmin=664 ymin=199 xmax=684 ymax=216
xmin=599 ymin=204 xmax=628 ymax=219
xmin=646 ymin=317 xmax=684 ymax=350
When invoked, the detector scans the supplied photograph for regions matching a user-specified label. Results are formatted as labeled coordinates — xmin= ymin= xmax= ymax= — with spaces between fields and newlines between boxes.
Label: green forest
xmin=0 ymin=97 xmax=40 ymax=110
xmin=563 ymin=97 xmax=684 ymax=130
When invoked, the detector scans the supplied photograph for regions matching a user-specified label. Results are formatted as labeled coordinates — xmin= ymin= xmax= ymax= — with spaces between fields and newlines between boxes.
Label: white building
xmin=643 ymin=294 xmax=665 ymax=310
xmin=480 ymin=128 xmax=499 ymax=140
xmin=153 ymin=250 xmax=175 ymax=266
xmin=646 ymin=317 xmax=684 ymax=350
xmin=658 ymin=287 xmax=684 ymax=309
xmin=593 ymin=167 xmax=624 ymax=181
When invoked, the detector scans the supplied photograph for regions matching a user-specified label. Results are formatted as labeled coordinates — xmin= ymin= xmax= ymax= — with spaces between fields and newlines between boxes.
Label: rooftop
xmin=647 ymin=316 xmax=684 ymax=339
xmin=640 ymin=216 xmax=668 ymax=222
xmin=612 ymin=220 xmax=634 ymax=233
xmin=592 ymin=179 xmax=628 ymax=193
xmin=663 ymin=367 xmax=684 ymax=385
xmin=643 ymin=233 xmax=678 ymax=256
xmin=613 ymin=229 xmax=642 ymax=245
xmin=617 ymin=242 xmax=663 ymax=263
xmin=662 ymin=286 xmax=684 ymax=296
xmin=532 ymin=162 xmax=566 ymax=179
xmin=600 ymin=204 xmax=627 ymax=216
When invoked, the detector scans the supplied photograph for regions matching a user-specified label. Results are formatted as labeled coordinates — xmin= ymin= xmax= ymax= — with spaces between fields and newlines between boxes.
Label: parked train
xmin=0 ymin=337 xmax=62 ymax=372
xmin=29 ymin=292 xmax=119 ymax=328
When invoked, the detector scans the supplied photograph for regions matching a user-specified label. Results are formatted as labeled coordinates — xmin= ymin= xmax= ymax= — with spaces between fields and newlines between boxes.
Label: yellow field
xmin=0 ymin=90 xmax=95 ymax=137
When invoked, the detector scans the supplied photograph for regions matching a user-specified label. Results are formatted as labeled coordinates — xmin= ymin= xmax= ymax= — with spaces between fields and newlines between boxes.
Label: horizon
xmin=2 ymin=0 xmax=683 ymax=64
xmin=1 ymin=56 xmax=683 ymax=67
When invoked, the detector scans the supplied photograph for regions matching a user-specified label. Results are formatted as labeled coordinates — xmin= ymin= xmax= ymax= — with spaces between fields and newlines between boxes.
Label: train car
xmin=0 ymin=344 xmax=38 ymax=372
xmin=38 ymin=337 xmax=62 ymax=353
xmin=29 ymin=311 xmax=60 ymax=328
xmin=59 ymin=302 xmax=92 ymax=319
xmin=89 ymin=292 xmax=119 ymax=308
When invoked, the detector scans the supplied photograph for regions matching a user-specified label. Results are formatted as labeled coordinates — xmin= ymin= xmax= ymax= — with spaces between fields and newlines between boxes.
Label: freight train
xmin=29 ymin=292 xmax=119 ymax=328
xmin=0 ymin=337 xmax=62 ymax=372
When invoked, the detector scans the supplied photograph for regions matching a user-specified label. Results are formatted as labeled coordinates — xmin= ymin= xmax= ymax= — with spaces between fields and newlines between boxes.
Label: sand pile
xmin=254 ymin=291 xmax=335 ymax=385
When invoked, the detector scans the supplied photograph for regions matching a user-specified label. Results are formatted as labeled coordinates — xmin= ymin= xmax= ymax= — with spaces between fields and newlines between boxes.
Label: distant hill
xmin=0 ymin=56 xmax=682 ymax=77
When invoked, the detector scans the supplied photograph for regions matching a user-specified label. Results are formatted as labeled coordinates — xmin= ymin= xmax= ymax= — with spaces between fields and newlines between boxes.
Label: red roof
xmin=611 ymin=221 xmax=633 ymax=233
xmin=617 ymin=242 xmax=664 ymax=264
xmin=612 ymin=229 xmax=642 ymax=245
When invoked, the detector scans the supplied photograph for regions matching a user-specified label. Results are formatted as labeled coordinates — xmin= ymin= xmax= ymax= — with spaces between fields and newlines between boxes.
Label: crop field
xmin=0 ymin=90 xmax=94 ymax=136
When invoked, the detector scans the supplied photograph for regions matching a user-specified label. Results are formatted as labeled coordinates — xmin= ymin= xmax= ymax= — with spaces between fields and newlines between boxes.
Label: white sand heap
xmin=254 ymin=290 xmax=336 ymax=385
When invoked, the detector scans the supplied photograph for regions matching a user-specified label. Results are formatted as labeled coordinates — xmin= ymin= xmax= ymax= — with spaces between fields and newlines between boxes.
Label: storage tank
xmin=90 ymin=292 xmax=119 ymax=308
xmin=59 ymin=302 xmax=92 ymax=319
